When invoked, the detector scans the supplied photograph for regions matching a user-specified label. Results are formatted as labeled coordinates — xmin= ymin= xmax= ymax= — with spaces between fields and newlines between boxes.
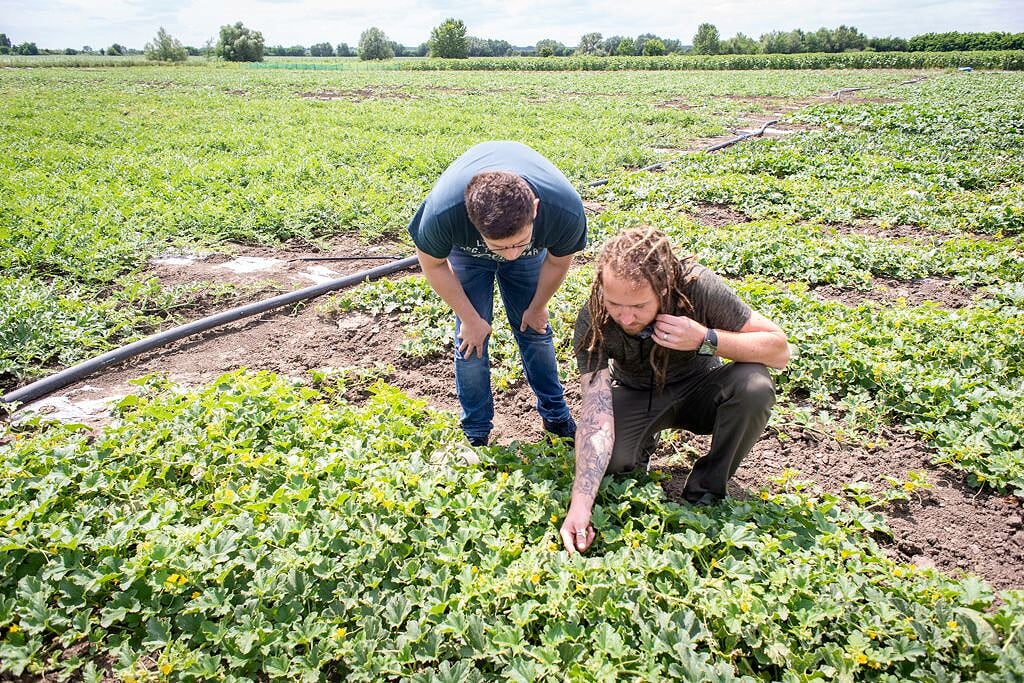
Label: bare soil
xmin=658 ymin=425 xmax=1024 ymax=592
xmin=687 ymin=203 xmax=750 ymax=228
xmin=297 ymin=86 xmax=417 ymax=101
xmin=15 ymin=238 xmax=1023 ymax=593
xmin=824 ymin=221 xmax=998 ymax=242
xmin=812 ymin=276 xmax=978 ymax=309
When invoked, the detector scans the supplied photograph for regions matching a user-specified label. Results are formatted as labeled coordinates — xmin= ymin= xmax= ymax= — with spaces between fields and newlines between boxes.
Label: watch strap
xmin=697 ymin=328 xmax=718 ymax=356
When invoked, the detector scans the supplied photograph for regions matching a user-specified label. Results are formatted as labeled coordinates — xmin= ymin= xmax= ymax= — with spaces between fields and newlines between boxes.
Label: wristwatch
xmin=697 ymin=328 xmax=718 ymax=356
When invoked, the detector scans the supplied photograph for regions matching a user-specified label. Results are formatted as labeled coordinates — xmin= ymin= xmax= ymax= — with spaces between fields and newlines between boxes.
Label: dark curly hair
xmin=464 ymin=171 xmax=536 ymax=239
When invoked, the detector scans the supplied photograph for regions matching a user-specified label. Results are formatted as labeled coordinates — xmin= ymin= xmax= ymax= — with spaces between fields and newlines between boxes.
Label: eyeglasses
xmin=486 ymin=238 xmax=533 ymax=253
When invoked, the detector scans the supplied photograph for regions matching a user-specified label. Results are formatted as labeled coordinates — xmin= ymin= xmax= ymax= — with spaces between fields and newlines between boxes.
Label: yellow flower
xmin=550 ymin=514 xmax=558 ymax=524
xmin=760 ymin=491 xmax=770 ymax=500
xmin=892 ymin=567 xmax=904 ymax=578
xmin=470 ymin=566 xmax=478 ymax=574
xmin=382 ymin=499 xmax=395 ymax=511
xmin=8 ymin=624 xmax=20 ymax=633
xmin=854 ymin=653 xmax=868 ymax=664
xmin=530 ymin=573 xmax=541 ymax=584
xmin=160 ymin=663 xmax=172 ymax=675
xmin=335 ymin=627 xmax=347 ymax=639
xmin=740 ymin=601 xmax=750 ymax=613
xmin=947 ymin=620 xmax=959 ymax=630
xmin=499 ymin=472 xmax=509 ymax=482
xmin=177 ymin=575 xmax=187 ymax=585
xmin=546 ymin=542 xmax=558 ymax=552
xmin=191 ymin=591 xmax=200 ymax=599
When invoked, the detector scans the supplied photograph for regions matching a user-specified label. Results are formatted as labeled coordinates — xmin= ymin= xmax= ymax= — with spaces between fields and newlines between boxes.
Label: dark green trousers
xmin=608 ymin=362 xmax=775 ymax=501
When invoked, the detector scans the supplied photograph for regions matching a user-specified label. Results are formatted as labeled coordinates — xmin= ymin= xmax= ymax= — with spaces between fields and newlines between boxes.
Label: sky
xmin=2 ymin=0 xmax=1023 ymax=50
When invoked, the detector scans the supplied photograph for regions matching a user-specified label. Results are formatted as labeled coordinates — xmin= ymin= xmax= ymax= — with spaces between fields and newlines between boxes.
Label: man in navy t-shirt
xmin=408 ymin=141 xmax=587 ymax=447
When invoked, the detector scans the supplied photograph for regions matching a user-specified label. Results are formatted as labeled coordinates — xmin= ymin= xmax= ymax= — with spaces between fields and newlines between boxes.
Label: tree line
xmin=2 ymin=24 xmax=1021 ymax=62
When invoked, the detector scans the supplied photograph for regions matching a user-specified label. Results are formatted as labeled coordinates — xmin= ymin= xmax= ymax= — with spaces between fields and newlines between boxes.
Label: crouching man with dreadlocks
xmin=560 ymin=227 xmax=790 ymax=554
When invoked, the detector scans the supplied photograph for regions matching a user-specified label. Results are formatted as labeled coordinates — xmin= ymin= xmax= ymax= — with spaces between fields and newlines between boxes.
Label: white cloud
xmin=1 ymin=0 xmax=1021 ymax=50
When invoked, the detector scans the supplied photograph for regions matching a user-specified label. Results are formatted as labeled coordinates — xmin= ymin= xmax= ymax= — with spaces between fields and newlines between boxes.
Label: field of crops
xmin=1 ymin=63 xmax=1023 ymax=680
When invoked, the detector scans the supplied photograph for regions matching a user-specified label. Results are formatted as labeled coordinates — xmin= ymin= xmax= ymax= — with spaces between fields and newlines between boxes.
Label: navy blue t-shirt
xmin=408 ymin=141 xmax=587 ymax=261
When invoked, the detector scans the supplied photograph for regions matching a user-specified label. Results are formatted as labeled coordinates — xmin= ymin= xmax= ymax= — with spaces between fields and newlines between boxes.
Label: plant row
xmin=1 ymin=371 xmax=1021 ymax=680
xmin=380 ymin=51 xmax=1024 ymax=71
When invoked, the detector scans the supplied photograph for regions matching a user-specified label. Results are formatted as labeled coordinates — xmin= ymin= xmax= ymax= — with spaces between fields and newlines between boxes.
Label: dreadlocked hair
xmin=582 ymin=226 xmax=697 ymax=393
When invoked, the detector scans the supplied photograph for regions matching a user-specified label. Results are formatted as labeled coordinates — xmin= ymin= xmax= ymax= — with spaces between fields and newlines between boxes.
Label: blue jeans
xmin=448 ymin=247 xmax=571 ymax=440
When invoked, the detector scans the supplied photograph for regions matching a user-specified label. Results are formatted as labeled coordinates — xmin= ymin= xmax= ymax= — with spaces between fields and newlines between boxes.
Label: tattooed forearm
xmin=572 ymin=370 xmax=615 ymax=503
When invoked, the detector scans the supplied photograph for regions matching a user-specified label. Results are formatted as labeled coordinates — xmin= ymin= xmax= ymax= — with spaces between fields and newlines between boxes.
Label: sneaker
xmin=467 ymin=435 xmax=489 ymax=447
xmin=543 ymin=417 xmax=576 ymax=446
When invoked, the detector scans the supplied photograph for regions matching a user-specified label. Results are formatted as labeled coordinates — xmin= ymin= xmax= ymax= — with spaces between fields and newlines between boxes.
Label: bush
xmin=642 ymin=38 xmax=666 ymax=56
xmin=144 ymin=28 xmax=187 ymax=62
xmin=358 ymin=27 xmax=394 ymax=60
xmin=309 ymin=42 xmax=334 ymax=57
xmin=216 ymin=22 xmax=264 ymax=62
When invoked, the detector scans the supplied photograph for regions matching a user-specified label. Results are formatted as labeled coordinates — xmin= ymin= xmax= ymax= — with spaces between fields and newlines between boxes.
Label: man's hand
xmin=458 ymin=317 xmax=492 ymax=359
xmin=520 ymin=305 xmax=549 ymax=334
xmin=652 ymin=313 xmax=705 ymax=351
xmin=560 ymin=505 xmax=596 ymax=554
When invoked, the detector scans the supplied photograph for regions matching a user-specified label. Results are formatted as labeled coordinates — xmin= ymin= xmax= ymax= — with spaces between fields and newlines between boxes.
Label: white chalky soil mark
xmin=216 ymin=257 xmax=286 ymax=274
xmin=297 ymin=265 xmax=343 ymax=285
xmin=151 ymin=256 xmax=198 ymax=266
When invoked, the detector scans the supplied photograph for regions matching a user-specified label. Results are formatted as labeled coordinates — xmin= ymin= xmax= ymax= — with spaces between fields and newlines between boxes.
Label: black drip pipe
xmin=1 ymin=255 xmax=421 ymax=409
xmin=586 ymin=119 xmax=779 ymax=188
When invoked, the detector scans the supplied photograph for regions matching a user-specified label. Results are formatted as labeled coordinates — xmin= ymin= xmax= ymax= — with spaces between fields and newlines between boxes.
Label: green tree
xmin=310 ymin=42 xmax=334 ymax=56
xmin=358 ymin=27 xmax=394 ymax=60
xmin=692 ymin=22 xmax=720 ymax=55
xmin=601 ymin=35 xmax=624 ymax=54
xmin=722 ymin=32 xmax=759 ymax=54
xmin=107 ymin=43 xmax=126 ymax=56
xmin=429 ymin=17 xmax=469 ymax=58
xmin=616 ymin=37 xmax=635 ymax=55
xmin=216 ymin=22 xmax=265 ymax=62
xmin=642 ymin=38 xmax=666 ymax=56
xmin=867 ymin=36 xmax=908 ymax=52
xmin=535 ymin=38 xmax=566 ymax=57
xmin=0 ymin=33 xmax=10 ymax=55
xmin=577 ymin=32 xmax=604 ymax=55
xmin=144 ymin=28 xmax=187 ymax=62
xmin=336 ymin=42 xmax=352 ymax=57
xmin=15 ymin=42 xmax=38 ymax=55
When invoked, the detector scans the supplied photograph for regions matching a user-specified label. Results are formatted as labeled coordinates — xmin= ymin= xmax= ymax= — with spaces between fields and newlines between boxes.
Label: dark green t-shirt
xmin=408 ymin=141 xmax=587 ymax=262
xmin=574 ymin=265 xmax=752 ymax=390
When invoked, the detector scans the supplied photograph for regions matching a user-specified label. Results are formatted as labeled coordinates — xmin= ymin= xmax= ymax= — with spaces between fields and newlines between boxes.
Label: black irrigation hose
xmin=4 ymin=75 xmax=931 ymax=411
xmin=585 ymin=119 xmax=780 ymax=188
xmin=833 ymin=75 xmax=928 ymax=98
xmin=289 ymin=256 xmax=404 ymax=262
xmin=1 ymin=256 xmax=421 ymax=410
